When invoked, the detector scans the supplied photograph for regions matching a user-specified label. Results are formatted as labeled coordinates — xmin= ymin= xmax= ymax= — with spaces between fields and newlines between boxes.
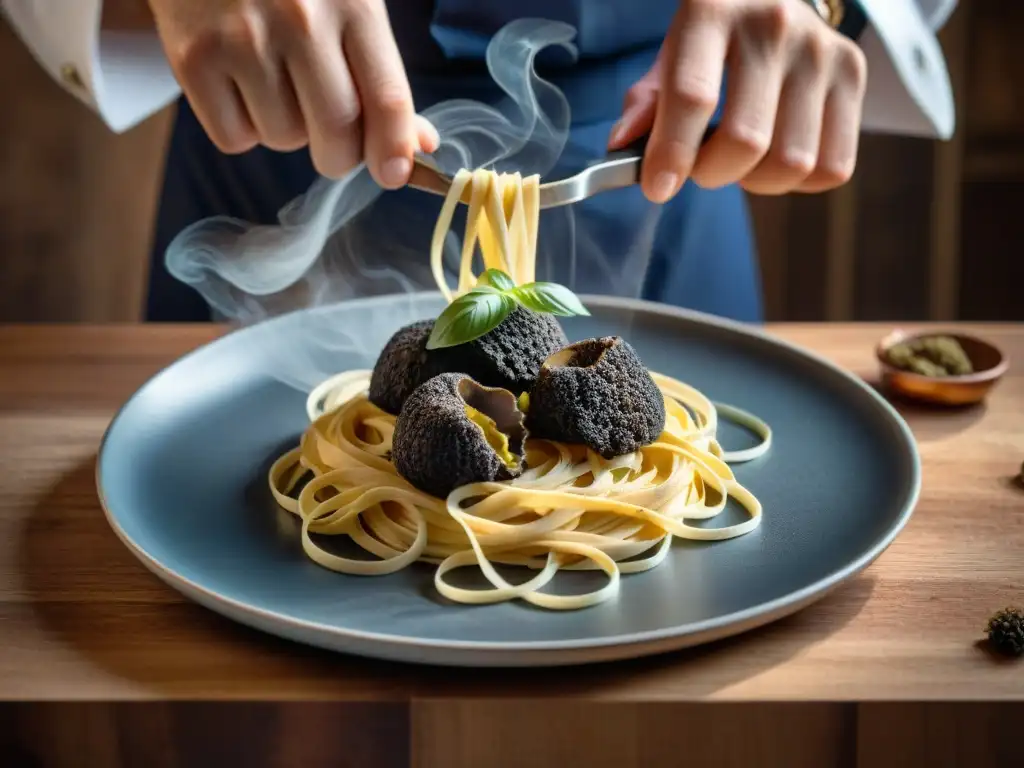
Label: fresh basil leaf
xmin=511 ymin=282 xmax=590 ymax=317
xmin=477 ymin=269 xmax=516 ymax=292
xmin=426 ymin=291 xmax=516 ymax=349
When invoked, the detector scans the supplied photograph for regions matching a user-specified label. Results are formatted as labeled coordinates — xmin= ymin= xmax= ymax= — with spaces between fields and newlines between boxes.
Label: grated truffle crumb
xmin=886 ymin=336 xmax=973 ymax=377
xmin=986 ymin=607 xmax=1024 ymax=658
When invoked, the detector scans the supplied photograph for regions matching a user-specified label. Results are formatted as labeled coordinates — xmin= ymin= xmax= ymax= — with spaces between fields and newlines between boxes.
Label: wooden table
xmin=2 ymin=323 xmax=1023 ymax=768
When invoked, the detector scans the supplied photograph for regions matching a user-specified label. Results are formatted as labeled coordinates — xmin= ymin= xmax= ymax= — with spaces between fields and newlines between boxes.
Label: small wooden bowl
xmin=876 ymin=329 xmax=1009 ymax=406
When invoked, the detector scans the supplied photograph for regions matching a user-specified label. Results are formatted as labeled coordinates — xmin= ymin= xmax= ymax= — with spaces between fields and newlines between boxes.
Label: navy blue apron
xmin=146 ymin=0 xmax=762 ymax=323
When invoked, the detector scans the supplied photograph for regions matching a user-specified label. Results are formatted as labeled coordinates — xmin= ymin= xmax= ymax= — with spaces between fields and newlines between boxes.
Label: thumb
xmin=415 ymin=115 xmax=440 ymax=154
xmin=607 ymin=53 xmax=663 ymax=150
xmin=608 ymin=81 xmax=659 ymax=150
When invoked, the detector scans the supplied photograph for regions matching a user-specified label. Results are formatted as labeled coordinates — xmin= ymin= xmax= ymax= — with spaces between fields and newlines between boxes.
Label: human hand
xmin=609 ymin=0 xmax=868 ymax=202
xmin=147 ymin=0 xmax=439 ymax=187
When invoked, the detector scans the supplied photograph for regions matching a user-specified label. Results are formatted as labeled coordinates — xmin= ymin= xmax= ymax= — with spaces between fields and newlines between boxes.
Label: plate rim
xmin=96 ymin=293 xmax=921 ymax=661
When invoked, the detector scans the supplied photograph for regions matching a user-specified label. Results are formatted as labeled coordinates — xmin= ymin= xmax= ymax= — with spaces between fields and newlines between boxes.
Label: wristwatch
xmin=807 ymin=0 xmax=868 ymax=41
xmin=809 ymin=0 xmax=842 ymax=28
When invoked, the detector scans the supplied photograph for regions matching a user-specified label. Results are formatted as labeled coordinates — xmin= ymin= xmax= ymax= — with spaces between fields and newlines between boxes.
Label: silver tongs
xmin=408 ymin=136 xmax=651 ymax=210
xmin=407 ymin=127 xmax=715 ymax=209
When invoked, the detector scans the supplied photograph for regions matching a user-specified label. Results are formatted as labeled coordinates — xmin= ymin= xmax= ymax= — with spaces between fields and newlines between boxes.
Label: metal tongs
xmin=407 ymin=136 xmax=651 ymax=210
xmin=408 ymin=127 xmax=716 ymax=208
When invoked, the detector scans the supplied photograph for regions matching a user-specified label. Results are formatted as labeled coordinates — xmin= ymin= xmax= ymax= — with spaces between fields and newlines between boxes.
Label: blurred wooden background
xmin=3 ymin=701 xmax=1024 ymax=767
xmin=0 ymin=3 xmax=1020 ymax=323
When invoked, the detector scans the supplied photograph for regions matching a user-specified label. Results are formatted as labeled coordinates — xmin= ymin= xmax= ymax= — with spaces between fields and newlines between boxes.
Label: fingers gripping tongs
xmin=407 ymin=127 xmax=715 ymax=208
xmin=407 ymin=137 xmax=651 ymax=209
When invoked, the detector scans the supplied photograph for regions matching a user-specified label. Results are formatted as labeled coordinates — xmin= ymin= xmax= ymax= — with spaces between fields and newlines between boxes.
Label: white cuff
xmin=94 ymin=29 xmax=182 ymax=132
xmin=915 ymin=0 xmax=958 ymax=29
xmin=858 ymin=0 xmax=956 ymax=139
xmin=2 ymin=0 xmax=180 ymax=133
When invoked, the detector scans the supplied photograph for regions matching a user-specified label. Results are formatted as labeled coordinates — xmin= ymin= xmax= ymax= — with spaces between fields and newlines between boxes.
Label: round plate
xmin=97 ymin=295 xmax=920 ymax=667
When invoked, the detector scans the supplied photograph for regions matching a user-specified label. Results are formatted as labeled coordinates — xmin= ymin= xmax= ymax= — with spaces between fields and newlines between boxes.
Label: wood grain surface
xmin=1 ymin=323 xmax=1023 ymax=767
xmin=1 ymin=323 xmax=1023 ymax=703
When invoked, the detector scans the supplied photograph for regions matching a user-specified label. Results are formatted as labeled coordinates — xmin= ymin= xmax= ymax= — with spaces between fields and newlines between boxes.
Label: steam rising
xmin=165 ymin=18 xmax=661 ymax=392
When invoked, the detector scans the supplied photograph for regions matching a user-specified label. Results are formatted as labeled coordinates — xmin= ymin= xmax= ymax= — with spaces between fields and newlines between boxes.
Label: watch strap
xmin=837 ymin=1 xmax=869 ymax=42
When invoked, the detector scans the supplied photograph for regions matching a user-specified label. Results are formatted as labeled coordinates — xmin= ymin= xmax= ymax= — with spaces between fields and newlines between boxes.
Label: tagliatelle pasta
xmin=267 ymin=169 xmax=771 ymax=610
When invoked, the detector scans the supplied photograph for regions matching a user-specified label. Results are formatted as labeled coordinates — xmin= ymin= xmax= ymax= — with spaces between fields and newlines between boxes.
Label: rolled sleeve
xmin=858 ymin=0 xmax=958 ymax=140
xmin=2 ymin=0 xmax=181 ymax=132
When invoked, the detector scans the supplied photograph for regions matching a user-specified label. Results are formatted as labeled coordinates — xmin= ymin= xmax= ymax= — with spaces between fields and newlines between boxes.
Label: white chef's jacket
xmin=2 ymin=0 xmax=957 ymax=139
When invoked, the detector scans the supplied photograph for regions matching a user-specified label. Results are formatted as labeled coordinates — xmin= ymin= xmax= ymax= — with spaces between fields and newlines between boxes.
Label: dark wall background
xmin=747 ymin=0 xmax=1022 ymax=323
xmin=1 ymin=2 xmax=1019 ymax=323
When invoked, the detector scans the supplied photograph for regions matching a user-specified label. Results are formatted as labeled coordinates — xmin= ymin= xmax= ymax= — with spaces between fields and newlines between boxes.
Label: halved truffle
xmin=368 ymin=308 xmax=568 ymax=415
xmin=368 ymin=320 xmax=436 ymax=415
xmin=391 ymin=373 xmax=528 ymax=498
xmin=526 ymin=337 xmax=666 ymax=459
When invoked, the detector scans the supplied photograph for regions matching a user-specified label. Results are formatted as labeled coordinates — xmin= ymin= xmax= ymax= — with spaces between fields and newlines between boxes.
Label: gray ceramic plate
xmin=97 ymin=294 xmax=920 ymax=667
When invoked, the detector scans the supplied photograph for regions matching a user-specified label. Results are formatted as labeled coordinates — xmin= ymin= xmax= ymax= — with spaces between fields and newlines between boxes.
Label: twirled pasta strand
xmin=269 ymin=369 xmax=770 ymax=609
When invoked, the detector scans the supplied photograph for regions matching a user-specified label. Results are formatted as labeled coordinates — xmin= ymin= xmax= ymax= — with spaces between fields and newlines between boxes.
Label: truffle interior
xmin=544 ymin=337 xmax=618 ymax=369
xmin=456 ymin=378 xmax=528 ymax=460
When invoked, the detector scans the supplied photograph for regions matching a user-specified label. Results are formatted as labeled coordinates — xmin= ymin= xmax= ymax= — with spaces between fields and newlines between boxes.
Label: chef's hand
xmin=609 ymin=0 xmax=868 ymax=202
xmin=146 ymin=0 xmax=439 ymax=186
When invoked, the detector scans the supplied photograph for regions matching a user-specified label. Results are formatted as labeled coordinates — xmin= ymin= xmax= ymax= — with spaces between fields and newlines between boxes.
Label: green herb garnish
xmin=510 ymin=282 xmax=589 ymax=317
xmin=426 ymin=270 xmax=589 ymax=350
xmin=476 ymin=268 xmax=517 ymax=292
xmin=426 ymin=288 xmax=516 ymax=350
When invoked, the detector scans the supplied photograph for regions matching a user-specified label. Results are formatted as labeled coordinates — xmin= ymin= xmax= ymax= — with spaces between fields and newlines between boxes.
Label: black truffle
xmin=986 ymin=607 xmax=1024 ymax=658
xmin=368 ymin=308 xmax=568 ymax=415
xmin=441 ymin=306 xmax=568 ymax=396
xmin=391 ymin=373 xmax=528 ymax=499
xmin=368 ymin=320 xmax=436 ymax=415
xmin=526 ymin=337 xmax=666 ymax=459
